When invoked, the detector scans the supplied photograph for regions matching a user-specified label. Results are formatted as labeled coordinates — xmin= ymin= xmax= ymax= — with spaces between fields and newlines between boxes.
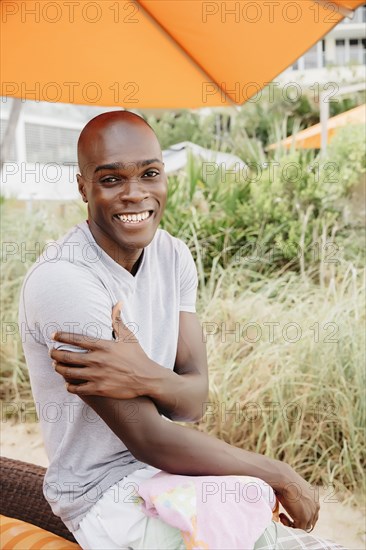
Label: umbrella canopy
xmin=268 ymin=103 xmax=366 ymax=150
xmin=1 ymin=0 xmax=364 ymax=108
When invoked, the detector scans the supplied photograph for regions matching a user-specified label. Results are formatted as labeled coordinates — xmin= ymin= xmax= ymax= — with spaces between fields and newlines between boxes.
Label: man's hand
xmin=51 ymin=302 xmax=208 ymax=422
xmin=50 ymin=301 xmax=162 ymax=399
xmin=273 ymin=463 xmax=319 ymax=532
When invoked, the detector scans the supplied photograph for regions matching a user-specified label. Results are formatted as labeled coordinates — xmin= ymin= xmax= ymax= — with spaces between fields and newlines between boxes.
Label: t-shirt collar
xmin=80 ymin=220 xmax=149 ymax=287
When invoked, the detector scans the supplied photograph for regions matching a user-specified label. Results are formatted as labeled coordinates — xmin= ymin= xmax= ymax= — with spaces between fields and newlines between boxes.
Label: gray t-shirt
xmin=18 ymin=220 xmax=198 ymax=532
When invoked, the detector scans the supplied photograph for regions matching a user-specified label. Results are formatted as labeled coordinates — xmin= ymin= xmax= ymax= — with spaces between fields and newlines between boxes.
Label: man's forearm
xmin=146 ymin=411 xmax=287 ymax=485
xmin=144 ymin=360 xmax=208 ymax=422
xmin=84 ymin=394 xmax=288 ymax=490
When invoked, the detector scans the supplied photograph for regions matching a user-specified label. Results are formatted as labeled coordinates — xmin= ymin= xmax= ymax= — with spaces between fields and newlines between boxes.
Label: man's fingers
xmin=111 ymin=301 xmax=137 ymax=342
xmin=50 ymin=348 xmax=93 ymax=365
xmin=66 ymin=382 xmax=97 ymax=395
xmin=280 ymin=512 xmax=311 ymax=531
xmin=293 ymin=517 xmax=309 ymax=531
xmin=51 ymin=331 xmax=101 ymax=350
xmin=279 ymin=513 xmax=294 ymax=528
xmin=307 ymin=510 xmax=319 ymax=532
xmin=54 ymin=362 xmax=92 ymax=381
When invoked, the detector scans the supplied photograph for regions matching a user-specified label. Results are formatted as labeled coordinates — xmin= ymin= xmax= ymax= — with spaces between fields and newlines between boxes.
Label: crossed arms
xmin=53 ymin=307 xmax=209 ymax=422
xmin=50 ymin=306 xmax=319 ymax=531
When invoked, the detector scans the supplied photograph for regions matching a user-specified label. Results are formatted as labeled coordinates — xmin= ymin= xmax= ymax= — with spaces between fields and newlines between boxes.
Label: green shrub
xmin=161 ymin=126 xmax=365 ymax=278
xmin=327 ymin=124 xmax=366 ymax=189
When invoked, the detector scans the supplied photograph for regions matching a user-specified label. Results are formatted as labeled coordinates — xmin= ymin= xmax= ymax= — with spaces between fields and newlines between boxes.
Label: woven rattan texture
xmin=0 ymin=456 xmax=76 ymax=542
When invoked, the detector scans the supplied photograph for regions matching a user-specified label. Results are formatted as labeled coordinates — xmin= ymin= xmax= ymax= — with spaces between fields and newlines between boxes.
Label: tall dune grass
xmin=194 ymin=258 xmax=365 ymax=499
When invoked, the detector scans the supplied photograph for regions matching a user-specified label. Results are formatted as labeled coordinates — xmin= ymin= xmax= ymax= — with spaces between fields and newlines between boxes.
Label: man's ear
xmin=77 ymin=174 xmax=88 ymax=203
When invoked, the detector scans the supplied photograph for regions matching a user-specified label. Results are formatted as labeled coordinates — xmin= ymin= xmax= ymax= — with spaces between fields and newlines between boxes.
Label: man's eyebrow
xmin=94 ymin=159 xmax=163 ymax=173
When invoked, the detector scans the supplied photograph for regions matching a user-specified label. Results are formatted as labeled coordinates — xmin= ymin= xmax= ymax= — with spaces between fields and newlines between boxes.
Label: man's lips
xmin=113 ymin=210 xmax=154 ymax=226
xmin=114 ymin=209 xmax=154 ymax=215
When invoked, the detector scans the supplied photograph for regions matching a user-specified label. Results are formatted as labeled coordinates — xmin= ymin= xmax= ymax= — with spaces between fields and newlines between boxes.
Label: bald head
xmin=77 ymin=111 xmax=158 ymax=174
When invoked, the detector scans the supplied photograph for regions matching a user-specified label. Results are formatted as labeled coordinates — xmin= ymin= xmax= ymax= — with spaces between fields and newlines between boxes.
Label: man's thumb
xmin=112 ymin=301 xmax=123 ymax=340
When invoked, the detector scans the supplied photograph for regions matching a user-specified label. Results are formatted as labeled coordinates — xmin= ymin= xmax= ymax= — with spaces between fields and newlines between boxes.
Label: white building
xmin=285 ymin=5 xmax=365 ymax=73
xmin=0 ymin=102 xmax=118 ymax=165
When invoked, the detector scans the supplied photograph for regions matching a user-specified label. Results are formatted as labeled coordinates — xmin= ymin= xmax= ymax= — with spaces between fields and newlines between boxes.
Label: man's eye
xmin=100 ymin=176 xmax=119 ymax=184
xmin=143 ymin=170 xmax=159 ymax=178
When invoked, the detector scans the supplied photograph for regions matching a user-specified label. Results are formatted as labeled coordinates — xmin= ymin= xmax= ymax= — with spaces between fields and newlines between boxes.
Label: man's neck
xmin=86 ymin=219 xmax=144 ymax=275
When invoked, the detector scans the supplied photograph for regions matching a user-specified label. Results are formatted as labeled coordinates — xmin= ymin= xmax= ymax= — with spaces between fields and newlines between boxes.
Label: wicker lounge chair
xmin=0 ymin=456 xmax=77 ymax=543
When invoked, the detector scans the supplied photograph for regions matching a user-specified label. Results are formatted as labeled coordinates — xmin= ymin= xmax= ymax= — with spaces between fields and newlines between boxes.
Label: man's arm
xmin=141 ymin=311 xmax=209 ymax=422
xmin=80 ymin=392 xmax=319 ymax=532
xmin=51 ymin=309 xmax=209 ymax=422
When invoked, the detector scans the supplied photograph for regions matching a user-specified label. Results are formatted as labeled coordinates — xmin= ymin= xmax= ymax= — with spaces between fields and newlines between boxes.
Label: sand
xmin=1 ymin=422 xmax=365 ymax=549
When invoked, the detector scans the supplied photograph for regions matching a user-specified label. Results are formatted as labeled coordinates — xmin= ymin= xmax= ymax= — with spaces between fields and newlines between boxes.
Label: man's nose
xmin=119 ymin=178 xmax=149 ymax=202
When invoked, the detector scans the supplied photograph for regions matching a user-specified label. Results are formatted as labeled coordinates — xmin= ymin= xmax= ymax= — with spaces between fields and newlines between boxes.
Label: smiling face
xmin=77 ymin=112 xmax=167 ymax=270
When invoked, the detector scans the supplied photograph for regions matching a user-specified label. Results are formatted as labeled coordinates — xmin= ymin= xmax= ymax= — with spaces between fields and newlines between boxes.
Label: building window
xmin=350 ymin=39 xmax=358 ymax=63
xmin=303 ymin=44 xmax=318 ymax=69
xmin=25 ymin=124 xmax=79 ymax=164
xmin=335 ymin=39 xmax=346 ymax=65
xmin=322 ymin=40 xmax=326 ymax=68
xmin=0 ymin=119 xmax=16 ymax=162
xmin=349 ymin=39 xmax=362 ymax=64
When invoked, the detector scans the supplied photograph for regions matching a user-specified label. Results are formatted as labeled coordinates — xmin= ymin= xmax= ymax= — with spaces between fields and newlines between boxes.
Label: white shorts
xmin=72 ymin=465 xmax=185 ymax=550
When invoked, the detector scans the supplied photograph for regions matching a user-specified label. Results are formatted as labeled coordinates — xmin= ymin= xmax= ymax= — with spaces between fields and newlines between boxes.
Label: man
xmin=19 ymin=111 xmax=344 ymax=549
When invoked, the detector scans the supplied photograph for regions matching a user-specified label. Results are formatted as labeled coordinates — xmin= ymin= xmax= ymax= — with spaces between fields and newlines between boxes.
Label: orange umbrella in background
xmin=0 ymin=0 xmax=364 ymax=108
xmin=268 ymin=103 xmax=366 ymax=150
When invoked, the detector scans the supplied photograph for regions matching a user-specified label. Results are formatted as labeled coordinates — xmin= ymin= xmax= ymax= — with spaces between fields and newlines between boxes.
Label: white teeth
xmin=116 ymin=211 xmax=150 ymax=224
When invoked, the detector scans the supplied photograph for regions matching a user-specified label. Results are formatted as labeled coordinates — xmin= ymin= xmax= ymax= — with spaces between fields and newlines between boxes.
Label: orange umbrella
xmin=268 ymin=104 xmax=366 ymax=150
xmin=0 ymin=0 xmax=364 ymax=108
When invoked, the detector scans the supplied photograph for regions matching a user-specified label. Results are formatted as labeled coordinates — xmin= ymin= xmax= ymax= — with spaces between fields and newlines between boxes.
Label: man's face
xmin=77 ymin=119 xmax=167 ymax=265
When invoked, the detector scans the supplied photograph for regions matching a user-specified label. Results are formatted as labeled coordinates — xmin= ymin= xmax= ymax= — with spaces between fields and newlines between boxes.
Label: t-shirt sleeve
xmin=19 ymin=261 xmax=115 ymax=355
xmin=178 ymin=240 xmax=198 ymax=313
